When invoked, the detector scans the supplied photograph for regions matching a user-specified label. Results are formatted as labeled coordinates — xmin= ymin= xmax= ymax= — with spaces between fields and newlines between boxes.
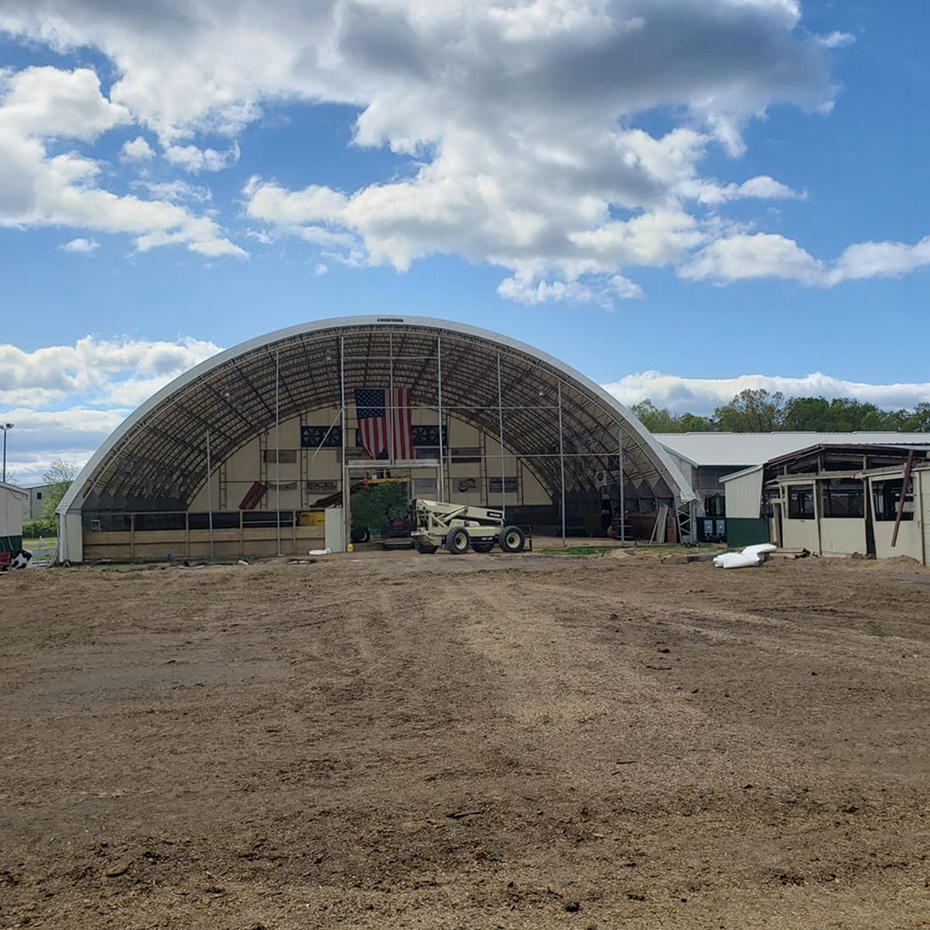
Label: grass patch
xmin=538 ymin=545 xmax=626 ymax=556
xmin=23 ymin=537 xmax=57 ymax=550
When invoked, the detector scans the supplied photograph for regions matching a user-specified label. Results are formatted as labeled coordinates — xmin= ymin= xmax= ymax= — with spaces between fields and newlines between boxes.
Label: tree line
xmin=632 ymin=390 xmax=930 ymax=434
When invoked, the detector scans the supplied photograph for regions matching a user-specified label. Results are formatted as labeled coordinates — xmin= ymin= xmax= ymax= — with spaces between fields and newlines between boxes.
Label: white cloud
xmin=0 ymin=335 xmax=222 ymax=402
xmin=1 ymin=2 xmax=924 ymax=301
xmin=164 ymin=141 xmax=240 ymax=174
xmin=680 ymin=232 xmax=824 ymax=283
xmin=0 ymin=65 xmax=245 ymax=257
xmin=682 ymin=174 xmax=804 ymax=206
xmin=827 ymin=236 xmax=930 ymax=284
xmin=59 ymin=236 xmax=99 ymax=253
xmin=0 ymin=64 xmax=130 ymax=139
xmin=682 ymin=232 xmax=930 ymax=286
xmin=0 ymin=334 xmax=225 ymax=484
xmin=120 ymin=135 xmax=155 ymax=161
xmin=0 ymin=0 xmax=851 ymax=302
xmin=134 ymin=179 xmax=213 ymax=204
xmin=603 ymin=371 xmax=930 ymax=416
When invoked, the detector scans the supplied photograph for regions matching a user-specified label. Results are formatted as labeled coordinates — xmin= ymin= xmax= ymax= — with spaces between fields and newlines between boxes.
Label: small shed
xmin=1 ymin=482 xmax=27 ymax=554
xmin=719 ymin=465 xmax=767 ymax=547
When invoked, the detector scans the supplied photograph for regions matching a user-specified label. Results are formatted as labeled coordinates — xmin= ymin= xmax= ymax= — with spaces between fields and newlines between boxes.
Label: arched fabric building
xmin=58 ymin=316 xmax=696 ymax=562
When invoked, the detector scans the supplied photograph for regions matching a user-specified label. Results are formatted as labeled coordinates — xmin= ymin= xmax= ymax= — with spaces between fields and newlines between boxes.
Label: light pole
xmin=1 ymin=423 xmax=12 ymax=483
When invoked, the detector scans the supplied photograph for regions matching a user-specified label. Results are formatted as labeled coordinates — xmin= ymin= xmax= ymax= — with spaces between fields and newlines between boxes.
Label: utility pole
xmin=1 ymin=423 xmax=12 ymax=483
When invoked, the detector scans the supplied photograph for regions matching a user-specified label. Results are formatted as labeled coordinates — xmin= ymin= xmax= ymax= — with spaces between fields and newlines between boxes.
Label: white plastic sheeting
xmin=713 ymin=543 xmax=777 ymax=569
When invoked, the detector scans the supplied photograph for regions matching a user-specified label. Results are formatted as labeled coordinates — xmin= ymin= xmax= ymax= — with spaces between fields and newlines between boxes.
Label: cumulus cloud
xmin=682 ymin=232 xmax=930 ymax=286
xmin=0 ymin=65 xmax=245 ymax=256
xmin=603 ymin=371 xmax=930 ymax=416
xmin=828 ymin=236 xmax=930 ymax=284
xmin=0 ymin=334 xmax=224 ymax=483
xmin=0 ymin=1 xmax=925 ymax=300
xmin=680 ymin=232 xmax=824 ymax=283
xmin=0 ymin=334 xmax=222 ymax=403
xmin=59 ymin=236 xmax=99 ymax=254
xmin=120 ymin=135 xmax=155 ymax=161
xmin=0 ymin=0 xmax=857 ymax=301
xmin=164 ymin=141 xmax=240 ymax=174
xmin=0 ymin=404 xmax=124 ymax=487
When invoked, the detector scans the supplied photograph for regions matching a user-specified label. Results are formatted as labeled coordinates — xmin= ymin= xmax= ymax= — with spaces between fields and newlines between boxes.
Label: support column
xmin=558 ymin=381 xmax=566 ymax=547
xmin=437 ymin=334 xmax=445 ymax=501
xmin=497 ymin=352 xmax=506 ymax=515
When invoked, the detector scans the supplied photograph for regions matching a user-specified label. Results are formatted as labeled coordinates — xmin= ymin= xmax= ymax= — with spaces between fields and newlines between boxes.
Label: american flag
xmin=354 ymin=388 xmax=414 ymax=460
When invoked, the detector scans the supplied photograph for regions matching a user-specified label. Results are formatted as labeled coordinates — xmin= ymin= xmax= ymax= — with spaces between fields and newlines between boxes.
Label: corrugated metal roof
xmin=656 ymin=432 xmax=930 ymax=468
xmin=719 ymin=464 xmax=763 ymax=483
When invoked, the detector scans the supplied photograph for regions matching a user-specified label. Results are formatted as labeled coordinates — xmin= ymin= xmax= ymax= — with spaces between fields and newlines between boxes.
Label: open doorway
xmin=344 ymin=464 xmax=441 ymax=547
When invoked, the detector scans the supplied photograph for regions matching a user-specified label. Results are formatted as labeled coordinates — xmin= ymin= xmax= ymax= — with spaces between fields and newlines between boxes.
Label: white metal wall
xmin=1 ymin=485 xmax=25 ymax=537
xmin=721 ymin=469 xmax=763 ymax=519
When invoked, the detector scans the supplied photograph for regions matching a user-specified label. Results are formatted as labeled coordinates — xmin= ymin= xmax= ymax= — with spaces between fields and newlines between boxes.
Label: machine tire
xmin=350 ymin=526 xmax=371 ymax=544
xmin=499 ymin=525 xmax=526 ymax=553
xmin=445 ymin=527 xmax=471 ymax=555
xmin=414 ymin=537 xmax=437 ymax=554
xmin=471 ymin=540 xmax=495 ymax=553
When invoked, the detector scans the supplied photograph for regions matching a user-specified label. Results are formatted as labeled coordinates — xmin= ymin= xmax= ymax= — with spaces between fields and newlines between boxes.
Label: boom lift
xmin=408 ymin=498 xmax=526 ymax=555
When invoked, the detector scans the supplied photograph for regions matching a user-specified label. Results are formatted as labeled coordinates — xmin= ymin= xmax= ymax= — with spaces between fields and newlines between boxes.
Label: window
xmin=764 ymin=488 xmax=780 ymax=518
xmin=873 ymin=479 xmax=914 ymax=522
xmin=704 ymin=493 xmax=725 ymax=517
xmin=36 ymin=492 xmax=43 ymax=500
xmin=821 ymin=479 xmax=863 ymax=518
xmin=787 ymin=485 xmax=814 ymax=519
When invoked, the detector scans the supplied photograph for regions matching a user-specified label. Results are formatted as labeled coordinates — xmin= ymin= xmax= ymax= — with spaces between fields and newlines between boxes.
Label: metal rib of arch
xmin=60 ymin=316 xmax=695 ymax=515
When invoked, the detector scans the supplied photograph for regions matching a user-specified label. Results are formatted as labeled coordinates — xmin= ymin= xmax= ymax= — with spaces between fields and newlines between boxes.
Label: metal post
xmin=558 ymin=381 xmax=566 ymax=547
xmin=389 ymin=331 xmax=395 ymax=463
xmin=1 ymin=423 xmax=12 ymax=483
xmin=206 ymin=429 xmax=215 ymax=559
xmin=618 ymin=424 xmax=625 ymax=542
xmin=435 ymin=334 xmax=444 ymax=500
xmin=497 ymin=352 xmax=506 ymax=515
xmin=275 ymin=347 xmax=282 ymax=557
xmin=340 ymin=336 xmax=349 ymax=551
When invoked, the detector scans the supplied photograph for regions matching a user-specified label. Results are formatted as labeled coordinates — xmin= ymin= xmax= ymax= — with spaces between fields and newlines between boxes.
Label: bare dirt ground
xmin=2 ymin=547 xmax=930 ymax=929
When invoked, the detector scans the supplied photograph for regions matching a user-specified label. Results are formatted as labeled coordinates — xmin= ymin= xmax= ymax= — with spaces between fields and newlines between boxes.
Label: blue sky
xmin=1 ymin=0 xmax=929 ymax=485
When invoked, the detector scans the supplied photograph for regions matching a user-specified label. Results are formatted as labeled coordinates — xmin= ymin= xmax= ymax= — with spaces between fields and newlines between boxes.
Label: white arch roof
xmin=60 ymin=315 xmax=695 ymax=516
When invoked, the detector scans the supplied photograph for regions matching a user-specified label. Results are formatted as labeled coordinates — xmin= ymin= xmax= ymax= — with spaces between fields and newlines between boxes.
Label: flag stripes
xmin=354 ymin=388 xmax=414 ymax=460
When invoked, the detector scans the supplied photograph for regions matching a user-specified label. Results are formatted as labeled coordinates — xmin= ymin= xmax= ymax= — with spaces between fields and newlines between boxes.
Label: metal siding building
xmin=660 ymin=431 xmax=930 ymax=518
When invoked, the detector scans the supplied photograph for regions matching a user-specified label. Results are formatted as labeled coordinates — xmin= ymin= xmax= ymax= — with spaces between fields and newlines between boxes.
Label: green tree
xmin=40 ymin=458 xmax=78 ymax=525
xmin=350 ymin=481 xmax=409 ymax=535
xmin=782 ymin=396 xmax=833 ymax=431
xmin=676 ymin=412 xmax=716 ymax=432
xmin=630 ymin=400 xmax=714 ymax=433
xmin=901 ymin=402 xmax=930 ymax=432
xmin=825 ymin=398 xmax=893 ymax=431
xmin=630 ymin=400 xmax=679 ymax=432
xmin=713 ymin=389 xmax=785 ymax=432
